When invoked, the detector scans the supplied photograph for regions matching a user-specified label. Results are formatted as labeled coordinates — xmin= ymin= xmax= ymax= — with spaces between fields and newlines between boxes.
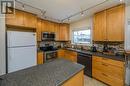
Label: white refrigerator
xmin=7 ymin=31 xmax=37 ymax=73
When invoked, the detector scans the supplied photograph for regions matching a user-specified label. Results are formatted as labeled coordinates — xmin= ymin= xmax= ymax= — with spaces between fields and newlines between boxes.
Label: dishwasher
xmin=77 ymin=52 xmax=92 ymax=77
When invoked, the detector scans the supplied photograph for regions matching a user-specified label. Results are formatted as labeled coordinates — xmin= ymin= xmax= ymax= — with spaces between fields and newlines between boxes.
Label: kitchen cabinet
xmin=93 ymin=10 xmax=107 ymax=41
xmin=54 ymin=23 xmax=60 ymax=40
xmin=64 ymin=50 xmax=77 ymax=62
xmin=6 ymin=9 xmax=24 ymax=27
xmin=36 ymin=18 xmax=42 ymax=41
xmin=92 ymin=56 xmax=125 ymax=86
xmin=23 ymin=12 xmax=37 ymax=28
xmin=58 ymin=49 xmax=77 ymax=62
xmin=62 ymin=70 xmax=84 ymax=86
xmin=37 ymin=52 xmax=44 ymax=64
xmin=58 ymin=49 xmax=65 ymax=58
xmin=42 ymin=20 xmax=55 ymax=32
xmin=93 ymin=4 xmax=125 ymax=42
xmin=6 ymin=9 xmax=37 ymax=29
xmin=59 ymin=24 xmax=70 ymax=41
xmin=106 ymin=5 xmax=125 ymax=41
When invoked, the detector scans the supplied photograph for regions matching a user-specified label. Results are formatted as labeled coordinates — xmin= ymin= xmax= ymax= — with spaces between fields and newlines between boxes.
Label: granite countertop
xmin=0 ymin=59 xmax=84 ymax=86
xmin=65 ymin=48 xmax=125 ymax=62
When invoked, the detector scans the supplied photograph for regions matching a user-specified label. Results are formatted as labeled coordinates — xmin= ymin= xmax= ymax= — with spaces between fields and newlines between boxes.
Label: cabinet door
xmin=57 ymin=49 xmax=65 ymax=58
xmin=6 ymin=9 xmax=24 ymax=26
xmin=36 ymin=19 xmax=42 ymax=41
xmin=64 ymin=50 xmax=77 ymax=62
xmin=54 ymin=23 xmax=60 ymax=40
xmin=23 ymin=12 xmax=37 ymax=29
xmin=42 ymin=20 xmax=49 ymax=32
xmin=106 ymin=5 xmax=125 ymax=41
xmin=48 ymin=22 xmax=55 ymax=32
xmin=37 ymin=52 xmax=44 ymax=64
xmin=59 ymin=24 xmax=70 ymax=41
xmin=93 ymin=11 xmax=107 ymax=41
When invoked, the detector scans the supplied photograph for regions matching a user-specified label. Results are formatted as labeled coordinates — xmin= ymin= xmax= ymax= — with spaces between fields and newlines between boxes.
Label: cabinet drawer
xmin=93 ymin=69 xmax=124 ymax=86
xmin=93 ymin=56 xmax=124 ymax=68
xmin=93 ymin=61 xmax=124 ymax=79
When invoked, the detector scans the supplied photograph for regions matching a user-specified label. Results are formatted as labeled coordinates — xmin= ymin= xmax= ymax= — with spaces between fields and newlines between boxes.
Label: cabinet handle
xmin=102 ymin=63 xmax=108 ymax=66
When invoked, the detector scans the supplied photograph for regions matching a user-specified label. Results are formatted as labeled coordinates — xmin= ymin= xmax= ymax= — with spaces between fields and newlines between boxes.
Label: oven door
xmin=44 ymin=51 xmax=57 ymax=61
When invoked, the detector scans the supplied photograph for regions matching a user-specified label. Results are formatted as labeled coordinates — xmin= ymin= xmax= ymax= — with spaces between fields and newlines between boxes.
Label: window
xmin=72 ymin=28 xmax=91 ymax=44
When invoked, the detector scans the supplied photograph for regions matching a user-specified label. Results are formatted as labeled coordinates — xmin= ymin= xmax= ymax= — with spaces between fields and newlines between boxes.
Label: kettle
xmin=91 ymin=45 xmax=97 ymax=52
xmin=103 ymin=44 xmax=108 ymax=52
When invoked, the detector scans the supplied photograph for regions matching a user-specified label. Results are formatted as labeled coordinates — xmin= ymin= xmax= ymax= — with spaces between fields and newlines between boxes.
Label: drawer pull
xmin=102 ymin=63 xmax=108 ymax=66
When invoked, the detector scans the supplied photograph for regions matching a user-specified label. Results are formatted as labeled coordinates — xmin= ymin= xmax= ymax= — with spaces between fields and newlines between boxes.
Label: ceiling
xmin=15 ymin=0 xmax=129 ymax=23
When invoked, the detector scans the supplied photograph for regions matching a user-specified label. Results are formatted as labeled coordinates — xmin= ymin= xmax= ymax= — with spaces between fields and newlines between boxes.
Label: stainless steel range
xmin=44 ymin=51 xmax=57 ymax=62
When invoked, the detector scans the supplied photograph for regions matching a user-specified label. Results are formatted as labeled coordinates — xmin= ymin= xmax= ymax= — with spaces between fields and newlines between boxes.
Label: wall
xmin=125 ymin=5 xmax=130 ymax=51
xmin=70 ymin=17 xmax=93 ymax=42
xmin=125 ymin=5 xmax=130 ymax=85
xmin=0 ymin=14 xmax=6 ymax=75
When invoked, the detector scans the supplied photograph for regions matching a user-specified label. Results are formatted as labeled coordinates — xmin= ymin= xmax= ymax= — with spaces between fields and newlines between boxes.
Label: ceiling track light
xmin=68 ymin=18 xmax=71 ymax=22
xmin=81 ymin=11 xmax=84 ymax=16
xmin=119 ymin=0 xmax=123 ymax=2
xmin=61 ymin=0 xmax=109 ymax=22
xmin=22 ymin=4 xmax=25 ymax=10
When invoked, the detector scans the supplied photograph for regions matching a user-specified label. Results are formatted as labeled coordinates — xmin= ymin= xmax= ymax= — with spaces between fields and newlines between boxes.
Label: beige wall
xmin=126 ymin=6 xmax=130 ymax=19
xmin=70 ymin=17 xmax=93 ymax=42
xmin=125 ymin=5 xmax=130 ymax=51
xmin=0 ymin=14 xmax=6 ymax=75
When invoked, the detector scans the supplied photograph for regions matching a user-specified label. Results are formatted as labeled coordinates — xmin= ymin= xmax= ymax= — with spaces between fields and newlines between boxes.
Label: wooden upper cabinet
xmin=93 ymin=11 xmax=107 ymax=41
xmin=59 ymin=24 xmax=70 ymax=41
xmin=36 ymin=18 xmax=42 ymax=41
xmin=106 ymin=5 xmax=125 ymax=41
xmin=42 ymin=20 xmax=50 ymax=32
xmin=54 ymin=23 xmax=60 ymax=40
xmin=6 ymin=9 xmax=37 ymax=29
xmin=23 ymin=12 xmax=37 ymax=28
xmin=93 ymin=4 xmax=125 ymax=42
xmin=49 ymin=22 xmax=55 ymax=32
xmin=6 ymin=9 xmax=24 ymax=26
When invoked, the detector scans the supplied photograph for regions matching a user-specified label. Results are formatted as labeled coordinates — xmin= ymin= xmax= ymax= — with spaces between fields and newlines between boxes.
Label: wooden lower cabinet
xmin=57 ymin=49 xmax=65 ymax=58
xmin=37 ymin=52 xmax=44 ymax=64
xmin=92 ymin=56 xmax=125 ymax=86
xmin=57 ymin=49 xmax=77 ymax=62
xmin=62 ymin=70 xmax=84 ymax=86
xmin=64 ymin=50 xmax=77 ymax=62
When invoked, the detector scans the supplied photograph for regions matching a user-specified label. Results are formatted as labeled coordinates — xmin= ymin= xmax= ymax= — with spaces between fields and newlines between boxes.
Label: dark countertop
xmin=65 ymin=48 xmax=125 ymax=62
xmin=0 ymin=58 xmax=84 ymax=86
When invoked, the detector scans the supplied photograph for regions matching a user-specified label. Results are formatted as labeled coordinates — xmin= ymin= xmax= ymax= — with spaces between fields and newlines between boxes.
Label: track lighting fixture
xmin=81 ymin=12 xmax=84 ymax=16
xmin=22 ymin=4 xmax=25 ymax=10
xmin=68 ymin=18 xmax=70 ymax=22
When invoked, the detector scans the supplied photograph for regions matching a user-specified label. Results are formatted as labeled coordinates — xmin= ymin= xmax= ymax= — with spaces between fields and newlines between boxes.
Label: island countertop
xmin=0 ymin=58 xmax=84 ymax=86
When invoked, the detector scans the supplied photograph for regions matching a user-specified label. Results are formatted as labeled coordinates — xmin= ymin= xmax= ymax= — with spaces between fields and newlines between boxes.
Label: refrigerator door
xmin=7 ymin=31 xmax=36 ymax=47
xmin=8 ymin=46 xmax=37 ymax=73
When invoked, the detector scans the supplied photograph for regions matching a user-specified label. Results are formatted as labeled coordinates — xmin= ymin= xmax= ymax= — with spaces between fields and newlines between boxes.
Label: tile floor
xmin=84 ymin=76 xmax=108 ymax=86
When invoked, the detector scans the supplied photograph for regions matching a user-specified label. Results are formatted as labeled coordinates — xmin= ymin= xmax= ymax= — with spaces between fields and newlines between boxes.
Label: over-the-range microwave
xmin=42 ymin=32 xmax=55 ymax=41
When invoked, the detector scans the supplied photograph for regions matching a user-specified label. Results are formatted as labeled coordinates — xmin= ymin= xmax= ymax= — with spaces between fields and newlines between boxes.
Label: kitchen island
xmin=0 ymin=58 xmax=84 ymax=86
